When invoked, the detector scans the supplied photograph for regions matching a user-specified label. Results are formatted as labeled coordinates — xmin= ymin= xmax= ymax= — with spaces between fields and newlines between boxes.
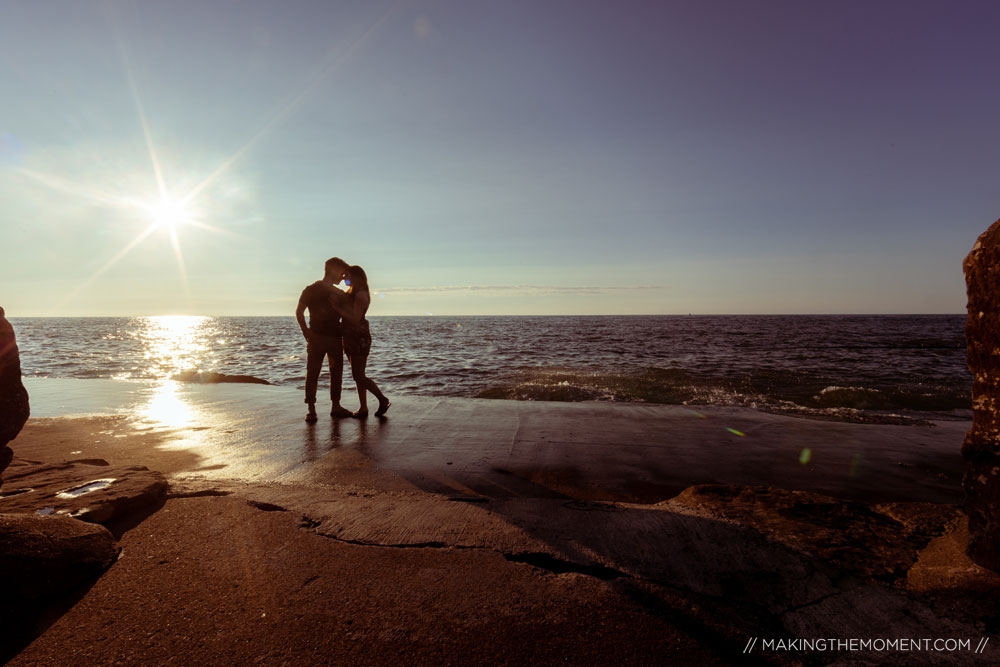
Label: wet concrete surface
xmin=24 ymin=377 xmax=966 ymax=504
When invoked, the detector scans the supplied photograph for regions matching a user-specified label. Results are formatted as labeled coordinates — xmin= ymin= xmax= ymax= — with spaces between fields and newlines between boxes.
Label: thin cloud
xmin=374 ymin=285 xmax=665 ymax=296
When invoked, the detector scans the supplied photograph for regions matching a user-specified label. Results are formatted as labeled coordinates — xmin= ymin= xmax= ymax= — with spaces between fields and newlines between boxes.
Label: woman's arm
xmin=329 ymin=290 xmax=369 ymax=323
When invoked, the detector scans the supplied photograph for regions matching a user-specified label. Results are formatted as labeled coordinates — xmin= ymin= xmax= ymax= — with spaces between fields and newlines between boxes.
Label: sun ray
xmin=127 ymin=69 xmax=167 ymax=201
xmin=14 ymin=167 xmax=138 ymax=209
xmin=40 ymin=0 xmax=402 ymax=314
xmin=51 ymin=223 xmax=160 ymax=313
xmin=167 ymin=225 xmax=193 ymax=303
xmin=180 ymin=0 xmax=405 ymax=206
xmin=104 ymin=0 xmax=168 ymax=200
xmin=183 ymin=219 xmax=248 ymax=240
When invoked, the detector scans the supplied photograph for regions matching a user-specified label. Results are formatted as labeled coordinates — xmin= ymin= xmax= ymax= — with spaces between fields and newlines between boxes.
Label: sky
xmin=1 ymin=0 xmax=999 ymax=316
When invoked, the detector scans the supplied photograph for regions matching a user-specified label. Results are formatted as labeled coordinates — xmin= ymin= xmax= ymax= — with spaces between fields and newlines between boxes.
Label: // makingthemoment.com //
xmin=743 ymin=637 xmax=990 ymax=655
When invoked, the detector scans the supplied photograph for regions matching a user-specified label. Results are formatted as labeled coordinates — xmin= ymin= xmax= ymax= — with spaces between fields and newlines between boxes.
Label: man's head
xmin=324 ymin=257 xmax=348 ymax=283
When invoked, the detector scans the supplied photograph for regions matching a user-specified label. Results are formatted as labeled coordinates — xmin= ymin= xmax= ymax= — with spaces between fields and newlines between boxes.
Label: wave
xmin=475 ymin=368 xmax=701 ymax=404
xmin=473 ymin=367 xmax=970 ymax=422
xmin=811 ymin=385 xmax=968 ymax=411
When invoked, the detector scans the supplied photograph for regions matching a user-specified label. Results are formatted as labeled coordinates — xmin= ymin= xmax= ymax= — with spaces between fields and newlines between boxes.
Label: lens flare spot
xmin=725 ymin=427 xmax=746 ymax=437
xmin=799 ymin=448 xmax=812 ymax=465
xmin=849 ymin=453 xmax=863 ymax=477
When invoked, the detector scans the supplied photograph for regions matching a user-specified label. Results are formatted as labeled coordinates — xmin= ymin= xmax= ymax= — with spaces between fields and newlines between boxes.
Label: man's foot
xmin=352 ymin=410 xmax=369 ymax=419
xmin=305 ymin=411 xmax=318 ymax=423
xmin=330 ymin=406 xmax=353 ymax=419
xmin=375 ymin=399 xmax=391 ymax=417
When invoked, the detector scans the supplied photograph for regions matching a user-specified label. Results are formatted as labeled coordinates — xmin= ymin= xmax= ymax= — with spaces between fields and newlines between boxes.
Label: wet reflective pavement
xmin=24 ymin=378 xmax=966 ymax=503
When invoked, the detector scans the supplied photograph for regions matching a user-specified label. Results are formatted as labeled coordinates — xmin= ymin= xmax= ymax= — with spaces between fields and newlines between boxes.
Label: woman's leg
xmin=354 ymin=356 xmax=389 ymax=415
xmin=349 ymin=353 xmax=369 ymax=414
xmin=366 ymin=375 xmax=387 ymax=405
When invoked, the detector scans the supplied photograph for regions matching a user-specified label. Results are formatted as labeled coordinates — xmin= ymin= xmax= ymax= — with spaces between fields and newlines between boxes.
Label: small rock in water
xmin=172 ymin=370 xmax=271 ymax=385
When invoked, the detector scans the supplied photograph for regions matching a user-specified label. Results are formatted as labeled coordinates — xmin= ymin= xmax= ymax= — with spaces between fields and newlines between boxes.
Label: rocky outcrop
xmin=0 ymin=513 xmax=118 ymax=611
xmin=0 ymin=460 xmax=167 ymax=526
xmin=0 ymin=307 xmax=30 ymax=483
xmin=963 ymin=218 xmax=1000 ymax=571
xmin=669 ymin=485 xmax=959 ymax=581
xmin=172 ymin=370 xmax=271 ymax=385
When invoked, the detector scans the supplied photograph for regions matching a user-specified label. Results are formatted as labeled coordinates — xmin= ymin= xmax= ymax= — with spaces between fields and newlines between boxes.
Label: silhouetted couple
xmin=295 ymin=257 xmax=389 ymax=423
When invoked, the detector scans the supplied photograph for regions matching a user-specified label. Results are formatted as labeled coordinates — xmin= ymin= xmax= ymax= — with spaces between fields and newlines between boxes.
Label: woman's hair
xmin=347 ymin=265 xmax=369 ymax=292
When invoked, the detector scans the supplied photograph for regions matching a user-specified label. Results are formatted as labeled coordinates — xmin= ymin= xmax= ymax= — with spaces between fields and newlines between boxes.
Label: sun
xmin=145 ymin=196 xmax=194 ymax=231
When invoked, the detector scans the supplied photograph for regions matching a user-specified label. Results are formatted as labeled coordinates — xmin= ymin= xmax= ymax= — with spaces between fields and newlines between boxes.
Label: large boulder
xmin=0 ymin=460 xmax=167 ymax=526
xmin=963 ymin=218 xmax=1000 ymax=570
xmin=0 ymin=307 xmax=29 ymax=482
xmin=0 ymin=513 xmax=119 ymax=611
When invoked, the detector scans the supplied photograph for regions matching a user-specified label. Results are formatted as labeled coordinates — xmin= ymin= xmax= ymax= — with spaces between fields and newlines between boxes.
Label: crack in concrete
xmin=777 ymin=588 xmax=849 ymax=617
xmin=235 ymin=494 xmax=814 ymax=663
xmin=235 ymin=490 xmax=874 ymax=638
xmin=314 ymin=531 xmax=454 ymax=550
xmin=246 ymin=500 xmax=286 ymax=512
xmin=167 ymin=489 xmax=233 ymax=499
xmin=502 ymin=552 xmax=629 ymax=580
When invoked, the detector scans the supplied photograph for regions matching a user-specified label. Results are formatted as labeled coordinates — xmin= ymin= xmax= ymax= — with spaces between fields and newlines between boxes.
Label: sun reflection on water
xmin=141 ymin=380 xmax=195 ymax=430
xmin=132 ymin=316 xmax=213 ymax=438
xmin=140 ymin=315 xmax=212 ymax=379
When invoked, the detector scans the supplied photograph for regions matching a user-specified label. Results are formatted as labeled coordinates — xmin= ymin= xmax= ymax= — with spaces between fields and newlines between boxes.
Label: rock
xmin=0 ymin=446 xmax=11 ymax=476
xmin=0 ymin=460 xmax=167 ymax=526
xmin=669 ymin=485 xmax=960 ymax=581
xmin=172 ymin=370 xmax=271 ymax=385
xmin=0 ymin=512 xmax=119 ymax=610
xmin=0 ymin=307 xmax=29 ymax=481
xmin=963 ymin=218 xmax=1000 ymax=571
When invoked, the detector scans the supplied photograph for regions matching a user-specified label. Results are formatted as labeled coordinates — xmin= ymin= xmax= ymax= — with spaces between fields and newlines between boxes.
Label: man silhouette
xmin=296 ymin=258 xmax=352 ymax=422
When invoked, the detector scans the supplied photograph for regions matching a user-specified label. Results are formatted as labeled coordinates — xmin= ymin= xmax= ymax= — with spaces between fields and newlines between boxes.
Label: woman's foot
xmin=351 ymin=410 xmax=369 ymax=419
xmin=375 ymin=399 xmax=391 ymax=417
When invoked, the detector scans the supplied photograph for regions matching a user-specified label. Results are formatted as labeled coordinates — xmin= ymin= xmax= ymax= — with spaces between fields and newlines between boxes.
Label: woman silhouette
xmin=329 ymin=265 xmax=390 ymax=417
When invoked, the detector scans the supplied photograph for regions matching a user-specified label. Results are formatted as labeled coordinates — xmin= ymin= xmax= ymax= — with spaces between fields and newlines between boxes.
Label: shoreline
xmin=21 ymin=373 xmax=973 ymax=424
xmin=18 ymin=377 xmax=968 ymax=504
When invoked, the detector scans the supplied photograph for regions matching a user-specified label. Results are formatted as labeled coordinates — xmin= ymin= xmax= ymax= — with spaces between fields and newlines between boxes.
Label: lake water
xmin=10 ymin=314 xmax=971 ymax=424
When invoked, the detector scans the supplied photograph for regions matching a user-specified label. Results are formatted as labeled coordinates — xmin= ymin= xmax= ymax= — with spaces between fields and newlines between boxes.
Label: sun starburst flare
xmin=143 ymin=196 xmax=196 ymax=232
xmin=8 ymin=0 xmax=404 ymax=315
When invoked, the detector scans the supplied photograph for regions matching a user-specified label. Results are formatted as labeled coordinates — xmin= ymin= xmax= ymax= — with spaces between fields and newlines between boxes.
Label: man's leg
xmin=304 ymin=340 xmax=324 ymax=421
xmin=327 ymin=339 xmax=351 ymax=417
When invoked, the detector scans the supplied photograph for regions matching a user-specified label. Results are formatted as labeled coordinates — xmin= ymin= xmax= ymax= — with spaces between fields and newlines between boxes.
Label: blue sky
xmin=2 ymin=0 xmax=998 ymax=315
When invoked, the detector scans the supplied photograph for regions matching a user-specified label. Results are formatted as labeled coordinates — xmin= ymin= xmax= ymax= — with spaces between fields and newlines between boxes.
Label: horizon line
xmin=6 ymin=312 xmax=968 ymax=318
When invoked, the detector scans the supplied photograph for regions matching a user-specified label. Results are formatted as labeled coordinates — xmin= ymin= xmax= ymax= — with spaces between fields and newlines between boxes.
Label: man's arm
xmin=295 ymin=300 xmax=312 ymax=341
xmin=328 ymin=290 xmax=352 ymax=322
